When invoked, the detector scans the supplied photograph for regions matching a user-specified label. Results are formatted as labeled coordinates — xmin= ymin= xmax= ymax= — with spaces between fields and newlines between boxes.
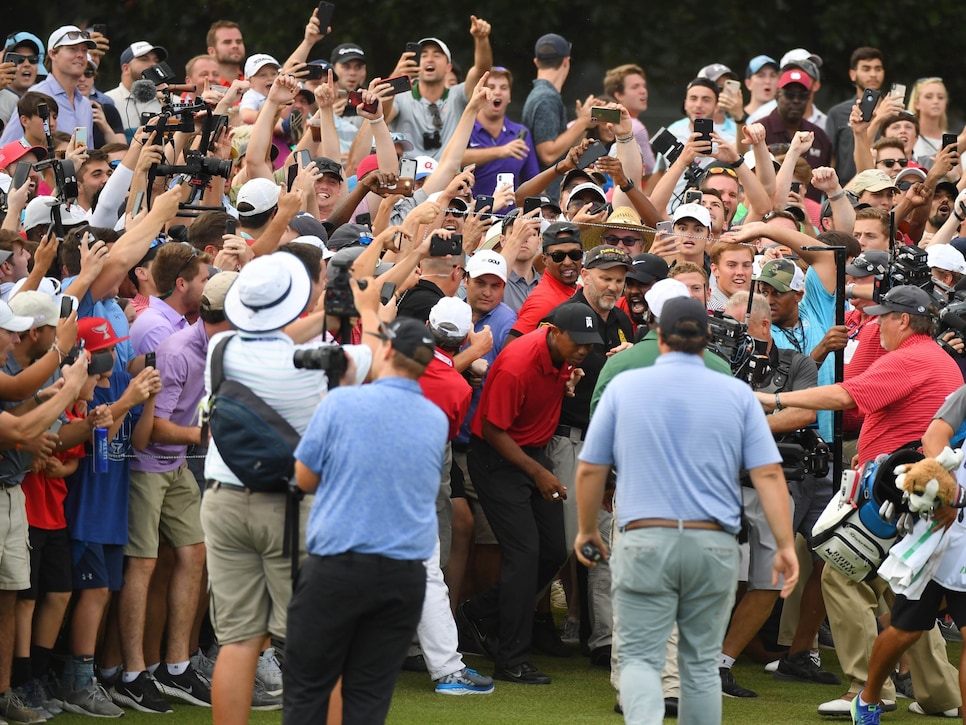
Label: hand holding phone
xmin=859 ymin=88 xmax=881 ymax=123
xmin=145 ymin=352 xmax=156 ymax=369
xmin=316 ymin=2 xmax=335 ymax=32
xmin=590 ymin=106 xmax=621 ymax=124
xmin=429 ymin=234 xmax=463 ymax=257
xmin=693 ymin=118 xmax=713 ymax=149
xmin=576 ymin=140 xmax=607 ymax=170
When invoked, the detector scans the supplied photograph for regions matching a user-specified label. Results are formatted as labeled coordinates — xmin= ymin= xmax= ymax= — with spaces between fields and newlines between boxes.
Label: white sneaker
xmin=256 ymin=648 xmax=283 ymax=696
xmin=909 ymin=701 xmax=959 ymax=717
xmin=764 ymin=659 xmax=779 ymax=673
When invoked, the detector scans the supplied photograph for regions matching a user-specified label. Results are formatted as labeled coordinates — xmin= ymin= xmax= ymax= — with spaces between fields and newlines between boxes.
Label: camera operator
xmin=201 ymin=251 xmax=371 ymax=725
xmin=717 ymin=292 xmax=838 ymax=696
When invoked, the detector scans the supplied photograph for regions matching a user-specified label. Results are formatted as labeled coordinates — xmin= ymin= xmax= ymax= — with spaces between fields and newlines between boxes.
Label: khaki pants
xmin=822 ymin=566 xmax=961 ymax=711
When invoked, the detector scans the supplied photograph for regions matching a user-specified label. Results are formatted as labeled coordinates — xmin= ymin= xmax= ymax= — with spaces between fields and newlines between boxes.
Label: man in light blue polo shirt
xmin=575 ymin=296 xmax=797 ymax=725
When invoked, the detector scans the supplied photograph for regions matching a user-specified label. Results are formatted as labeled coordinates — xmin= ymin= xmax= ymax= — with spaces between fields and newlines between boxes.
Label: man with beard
xmin=762 ymin=70 xmax=831 ymax=200
xmin=708 ymin=242 xmax=754 ymax=312
xmin=106 ymin=41 xmax=167 ymax=133
xmin=617 ymin=254 xmax=668 ymax=336
xmin=464 ymin=67 xmax=540 ymax=197
xmin=825 ymin=48 xmax=885 ymax=186
xmin=509 ymin=222 xmax=583 ymax=338
xmin=205 ymin=21 xmax=245 ymax=85
xmin=922 ymin=181 xmax=957 ymax=243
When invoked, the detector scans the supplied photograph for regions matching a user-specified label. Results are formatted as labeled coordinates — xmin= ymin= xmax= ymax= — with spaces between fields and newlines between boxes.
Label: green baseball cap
xmin=754 ymin=258 xmax=805 ymax=293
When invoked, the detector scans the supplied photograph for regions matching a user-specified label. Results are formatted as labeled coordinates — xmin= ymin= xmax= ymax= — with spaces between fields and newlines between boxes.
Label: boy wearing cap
xmin=385 ymin=17 xmax=492 ymax=160
xmin=744 ymin=55 xmax=779 ymax=120
xmin=0 ymin=26 xmax=94 ymax=148
xmin=460 ymin=302 xmax=599 ymax=685
xmin=105 ymin=41 xmax=167 ymax=132
xmin=755 ymin=285 xmax=963 ymax=719
xmin=849 ymin=170 xmax=898 ymax=212
xmin=0 ymin=33 xmax=46 ymax=133
xmin=239 ymin=54 xmax=280 ymax=125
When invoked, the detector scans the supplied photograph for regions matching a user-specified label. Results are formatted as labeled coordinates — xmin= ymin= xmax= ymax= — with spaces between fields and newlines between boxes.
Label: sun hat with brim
xmin=583 ymin=206 xmax=646 ymax=248
xmin=224 ymin=252 xmax=311 ymax=333
xmin=0 ymin=300 xmax=34 ymax=332
xmin=864 ymin=285 xmax=933 ymax=317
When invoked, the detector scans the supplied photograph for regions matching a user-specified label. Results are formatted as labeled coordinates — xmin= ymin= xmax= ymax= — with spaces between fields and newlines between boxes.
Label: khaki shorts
xmin=0 ymin=485 xmax=31 ymax=590
xmin=126 ymin=465 xmax=204 ymax=558
xmin=201 ymin=483 xmax=311 ymax=644
xmin=455 ymin=449 xmax=498 ymax=546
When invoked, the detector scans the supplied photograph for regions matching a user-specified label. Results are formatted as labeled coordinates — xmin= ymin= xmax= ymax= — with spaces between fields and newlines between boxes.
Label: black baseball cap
xmin=658 ymin=297 xmax=710 ymax=338
xmin=845 ymin=250 xmax=889 ymax=278
xmin=584 ymin=245 xmax=632 ymax=270
xmin=330 ymin=43 xmax=366 ymax=64
xmin=549 ymin=302 xmax=603 ymax=345
xmin=542 ymin=221 xmax=582 ymax=250
xmin=864 ymin=285 xmax=933 ymax=317
xmin=311 ymin=157 xmax=343 ymax=179
xmin=370 ymin=317 xmax=435 ymax=365
xmin=627 ymin=253 xmax=669 ymax=285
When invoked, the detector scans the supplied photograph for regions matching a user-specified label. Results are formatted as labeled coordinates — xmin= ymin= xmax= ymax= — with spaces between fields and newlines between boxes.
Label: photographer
xmin=200 ymin=252 xmax=371 ymax=725
xmin=717 ymin=292 xmax=837 ymax=696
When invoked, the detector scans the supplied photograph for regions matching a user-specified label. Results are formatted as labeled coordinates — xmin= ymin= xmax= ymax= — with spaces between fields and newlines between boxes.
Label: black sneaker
xmin=892 ymin=670 xmax=915 ymax=699
xmin=664 ymin=697 xmax=679 ymax=717
xmin=818 ymin=621 xmax=836 ymax=649
xmin=493 ymin=662 xmax=551 ymax=685
xmin=110 ymin=671 xmax=173 ymax=714
xmin=531 ymin=613 xmax=572 ymax=658
xmin=775 ymin=651 xmax=841 ymax=685
xmin=720 ymin=667 xmax=757 ymax=697
xmin=153 ymin=663 xmax=212 ymax=707
xmin=456 ymin=602 xmax=497 ymax=660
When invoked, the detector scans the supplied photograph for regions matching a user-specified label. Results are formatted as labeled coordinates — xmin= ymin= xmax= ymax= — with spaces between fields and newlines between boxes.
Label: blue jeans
xmin=612 ymin=527 xmax=739 ymax=725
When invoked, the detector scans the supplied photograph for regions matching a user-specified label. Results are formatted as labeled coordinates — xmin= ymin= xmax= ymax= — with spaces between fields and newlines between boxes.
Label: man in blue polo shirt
xmin=464 ymin=68 xmax=540 ymax=198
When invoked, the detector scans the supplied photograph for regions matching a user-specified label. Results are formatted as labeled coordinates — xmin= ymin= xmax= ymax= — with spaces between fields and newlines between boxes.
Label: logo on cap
xmin=93 ymin=322 xmax=111 ymax=341
xmin=585 ymin=317 xmax=593 ymax=328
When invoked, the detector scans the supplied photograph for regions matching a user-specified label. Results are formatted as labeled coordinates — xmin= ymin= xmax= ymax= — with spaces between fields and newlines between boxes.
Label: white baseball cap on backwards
xmin=223 ymin=253 xmax=311 ymax=333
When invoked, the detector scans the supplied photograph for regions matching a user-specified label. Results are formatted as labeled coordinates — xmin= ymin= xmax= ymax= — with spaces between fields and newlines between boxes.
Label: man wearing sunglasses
xmin=872 ymin=138 xmax=913 ymax=180
xmin=508 ymin=222 xmax=583 ymax=339
xmin=0 ymin=32 xmax=46 ymax=136
xmin=0 ymin=26 xmax=95 ymax=149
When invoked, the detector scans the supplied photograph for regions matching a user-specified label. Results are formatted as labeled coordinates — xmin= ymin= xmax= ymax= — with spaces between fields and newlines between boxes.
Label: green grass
xmin=49 ymin=643 xmax=962 ymax=724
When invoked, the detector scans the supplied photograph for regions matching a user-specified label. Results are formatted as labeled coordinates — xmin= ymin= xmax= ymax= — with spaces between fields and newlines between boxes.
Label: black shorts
xmin=71 ymin=541 xmax=124 ymax=592
xmin=892 ymin=579 xmax=966 ymax=633
xmin=18 ymin=527 xmax=72 ymax=600
xmin=450 ymin=454 xmax=466 ymax=499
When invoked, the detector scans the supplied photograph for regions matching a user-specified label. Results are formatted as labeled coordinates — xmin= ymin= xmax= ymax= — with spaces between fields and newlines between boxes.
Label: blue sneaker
xmin=435 ymin=668 xmax=495 ymax=695
xmin=851 ymin=694 xmax=881 ymax=725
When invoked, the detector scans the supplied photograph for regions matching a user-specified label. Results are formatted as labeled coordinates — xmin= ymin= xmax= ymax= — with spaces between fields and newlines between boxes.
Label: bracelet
xmin=554 ymin=160 xmax=564 ymax=175
xmin=619 ymin=181 xmax=635 ymax=193
xmin=33 ymin=392 xmax=42 ymax=405
xmin=734 ymin=116 xmax=746 ymax=124
xmin=956 ymin=211 xmax=966 ymax=222
xmin=370 ymin=116 xmax=384 ymax=124
xmin=615 ymin=134 xmax=634 ymax=144
xmin=846 ymin=283 xmax=855 ymax=300
xmin=828 ymin=190 xmax=846 ymax=201
xmin=775 ymin=393 xmax=784 ymax=411
xmin=731 ymin=156 xmax=745 ymax=168
xmin=50 ymin=344 xmax=67 ymax=362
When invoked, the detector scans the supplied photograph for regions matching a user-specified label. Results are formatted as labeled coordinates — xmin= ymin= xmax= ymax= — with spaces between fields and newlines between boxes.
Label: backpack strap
xmin=210 ymin=333 xmax=236 ymax=394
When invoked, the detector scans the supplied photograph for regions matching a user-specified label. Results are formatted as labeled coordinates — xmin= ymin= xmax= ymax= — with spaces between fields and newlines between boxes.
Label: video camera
xmin=873 ymin=245 xmax=932 ymax=301
xmin=292 ymin=345 xmax=348 ymax=383
xmin=706 ymin=312 xmax=754 ymax=370
xmin=31 ymin=102 xmax=78 ymax=237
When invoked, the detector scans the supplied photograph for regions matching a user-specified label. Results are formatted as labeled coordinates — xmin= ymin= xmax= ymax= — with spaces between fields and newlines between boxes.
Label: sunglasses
xmin=7 ymin=53 xmax=39 ymax=65
xmin=601 ymin=234 xmax=641 ymax=247
xmin=781 ymin=90 xmax=810 ymax=101
xmin=877 ymin=158 xmax=909 ymax=168
xmin=705 ymin=166 xmax=738 ymax=179
xmin=58 ymin=30 xmax=91 ymax=43
xmin=83 ymin=68 xmax=96 ymax=78
xmin=546 ymin=249 xmax=583 ymax=263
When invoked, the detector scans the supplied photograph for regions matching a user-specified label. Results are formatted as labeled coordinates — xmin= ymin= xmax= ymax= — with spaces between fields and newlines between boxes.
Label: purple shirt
xmin=130 ymin=297 xmax=187 ymax=355
xmin=132 ymin=321 xmax=209 ymax=473
xmin=468 ymin=117 xmax=541 ymax=198
xmin=0 ymin=73 xmax=94 ymax=147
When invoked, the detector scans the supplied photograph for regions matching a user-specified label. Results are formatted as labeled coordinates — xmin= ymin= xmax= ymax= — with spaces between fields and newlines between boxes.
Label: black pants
xmin=283 ymin=552 xmax=425 ymax=725
xmin=466 ymin=435 xmax=567 ymax=668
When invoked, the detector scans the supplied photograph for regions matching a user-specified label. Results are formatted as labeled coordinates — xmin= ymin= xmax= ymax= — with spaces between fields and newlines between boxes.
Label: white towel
xmin=879 ymin=518 xmax=950 ymax=599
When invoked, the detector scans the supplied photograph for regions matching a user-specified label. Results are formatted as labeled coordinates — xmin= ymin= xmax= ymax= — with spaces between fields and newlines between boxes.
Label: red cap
xmin=354 ymin=153 xmax=380 ymax=180
xmin=77 ymin=317 xmax=130 ymax=352
xmin=778 ymin=69 xmax=813 ymax=91
xmin=0 ymin=139 xmax=47 ymax=171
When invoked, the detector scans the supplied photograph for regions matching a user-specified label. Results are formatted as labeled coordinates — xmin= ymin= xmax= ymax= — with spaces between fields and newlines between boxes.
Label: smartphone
xmin=859 ymin=88 xmax=881 ymax=122
xmin=429 ymin=234 xmax=463 ymax=257
xmin=74 ymin=126 xmax=88 ymax=147
xmin=225 ymin=217 xmax=237 ymax=236
xmin=724 ymin=79 xmax=742 ymax=99
xmin=943 ymin=133 xmax=958 ymax=152
xmin=209 ymin=84 xmax=230 ymax=97
xmin=693 ymin=117 xmax=713 ymax=147
xmin=656 ymin=220 xmax=673 ymax=234
xmin=91 ymin=23 xmax=107 ymax=36
xmin=131 ymin=190 xmax=145 ymax=216
xmin=379 ymin=282 xmax=397 ymax=306
xmin=304 ymin=64 xmax=327 ymax=81
xmin=286 ymin=163 xmax=299 ymax=191
xmin=474 ymin=195 xmax=494 ymax=217
xmin=516 ymin=128 xmax=528 ymax=142
xmin=495 ymin=172 xmax=514 ymax=192
xmin=790 ymin=181 xmax=801 ymax=194
xmin=405 ymin=42 xmax=421 ymax=56
xmin=316 ymin=1 xmax=335 ymax=31
xmin=399 ymin=157 xmax=416 ymax=179
xmin=145 ymin=352 xmax=156 ymax=369
xmin=3 ymin=52 xmax=22 ymax=65
xmin=523 ymin=196 xmax=542 ymax=215
xmin=355 ymin=212 xmax=372 ymax=227
xmin=891 ymin=83 xmax=906 ymax=101
xmin=47 ymin=419 xmax=63 ymax=435
xmin=575 ymin=140 xmax=607 ymax=170
xmin=347 ymin=89 xmax=377 ymax=114
xmin=59 ymin=295 xmax=74 ymax=318
xmin=11 ymin=161 xmax=30 ymax=191
xmin=650 ymin=126 xmax=683 ymax=163
xmin=684 ymin=189 xmax=702 ymax=204
xmin=296 ymin=149 xmax=311 ymax=169
xmin=589 ymin=202 xmax=611 ymax=216
xmin=590 ymin=106 xmax=621 ymax=124
xmin=383 ymin=75 xmax=413 ymax=96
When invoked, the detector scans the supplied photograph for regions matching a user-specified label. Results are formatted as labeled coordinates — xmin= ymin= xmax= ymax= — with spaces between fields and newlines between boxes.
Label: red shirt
xmin=21 ymin=408 xmax=85 ymax=530
xmin=842 ymin=309 xmax=886 ymax=434
xmin=511 ymin=273 xmax=575 ymax=336
xmin=471 ymin=327 xmax=572 ymax=447
xmin=420 ymin=348 xmax=472 ymax=441
xmin=616 ymin=297 xmax=641 ymax=336
xmin=841 ymin=334 xmax=964 ymax=465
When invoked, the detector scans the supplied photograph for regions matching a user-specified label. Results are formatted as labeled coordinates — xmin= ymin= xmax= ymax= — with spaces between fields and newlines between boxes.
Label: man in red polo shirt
xmin=756 ymin=285 xmax=964 ymax=718
xmin=507 ymin=222 xmax=583 ymax=340
xmin=458 ymin=303 xmax=600 ymax=686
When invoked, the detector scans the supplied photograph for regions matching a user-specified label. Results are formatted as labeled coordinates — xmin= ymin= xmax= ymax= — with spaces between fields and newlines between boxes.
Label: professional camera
xmin=874 ymin=245 xmax=931 ymax=300
xmin=30 ymin=101 xmax=78 ymax=236
xmin=292 ymin=344 xmax=348 ymax=383
xmin=706 ymin=312 xmax=754 ymax=370
xmin=936 ymin=299 xmax=966 ymax=357
xmin=325 ymin=262 xmax=359 ymax=320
